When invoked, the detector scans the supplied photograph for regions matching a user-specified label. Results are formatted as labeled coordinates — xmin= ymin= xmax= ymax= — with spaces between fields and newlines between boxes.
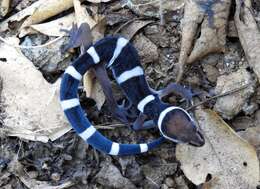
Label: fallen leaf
xmin=0 ymin=37 xmax=70 ymax=142
xmin=176 ymin=108 xmax=259 ymax=188
xmin=118 ymin=19 xmax=154 ymax=40
xmin=20 ymin=0 xmax=73 ymax=29
xmin=86 ymin=0 xmax=112 ymax=3
xmin=238 ymin=126 xmax=260 ymax=148
xmin=124 ymin=0 xmax=184 ymax=18
xmin=23 ymin=13 xmax=75 ymax=37
xmin=0 ymin=0 xmax=10 ymax=17
xmin=234 ymin=0 xmax=260 ymax=82
xmin=72 ymin=0 xmax=106 ymax=110
xmin=176 ymin=0 xmax=231 ymax=82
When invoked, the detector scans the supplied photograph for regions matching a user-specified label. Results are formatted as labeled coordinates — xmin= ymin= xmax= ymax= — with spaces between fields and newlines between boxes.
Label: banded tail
xmin=60 ymin=36 xmax=165 ymax=155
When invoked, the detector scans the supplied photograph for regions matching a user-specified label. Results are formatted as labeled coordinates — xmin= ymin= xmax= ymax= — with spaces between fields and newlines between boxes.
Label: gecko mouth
xmin=189 ymin=130 xmax=205 ymax=147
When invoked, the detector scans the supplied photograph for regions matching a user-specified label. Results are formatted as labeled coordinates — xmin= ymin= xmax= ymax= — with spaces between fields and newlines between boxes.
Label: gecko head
xmin=158 ymin=107 xmax=205 ymax=147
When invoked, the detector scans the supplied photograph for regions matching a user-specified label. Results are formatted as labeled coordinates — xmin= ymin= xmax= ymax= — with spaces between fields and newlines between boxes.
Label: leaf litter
xmin=0 ymin=0 xmax=260 ymax=188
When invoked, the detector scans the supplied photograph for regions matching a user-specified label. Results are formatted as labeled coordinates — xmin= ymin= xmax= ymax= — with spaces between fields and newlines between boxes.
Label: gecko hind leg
xmin=132 ymin=113 xmax=157 ymax=131
xmin=93 ymin=64 xmax=134 ymax=125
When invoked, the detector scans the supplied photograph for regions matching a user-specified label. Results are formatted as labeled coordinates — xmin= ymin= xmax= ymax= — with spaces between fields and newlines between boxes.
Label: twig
xmin=159 ymin=0 xmax=165 ymax=25
xmin=0 ymin=35 xmax=64 ymax=49
xmin=95 ymin=123 xmax=126 ymax=130
xmin=186 ymin=82 xmax=253 ymax=111
xmin=113 ymin=18 xmax=148 ymax=35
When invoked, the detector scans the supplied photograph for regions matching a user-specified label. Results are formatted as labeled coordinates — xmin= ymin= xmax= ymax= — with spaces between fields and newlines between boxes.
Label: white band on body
xmin=116 ymin=66 xmax=144 ymax=84
xmin=107 ymin=37 xmax=128 ymax=67
xmin=60 ymin=98 xmax=80 ymax=110
xmin=65 ymin=66 xmax=82 ymax=80
xmin=109 ymin=142 xmax=120 ymax=155
xmin=137 ymin=95 xmax=155 ymax=113
xmin=79 ymin=125 xmax=96 ymax=141
xmin=87 ymin=46 xmax=100 ymax=64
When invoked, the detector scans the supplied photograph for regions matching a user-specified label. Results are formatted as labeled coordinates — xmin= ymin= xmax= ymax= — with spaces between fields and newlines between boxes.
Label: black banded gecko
xmin=60 ymin=36 xmax=205 ymax=156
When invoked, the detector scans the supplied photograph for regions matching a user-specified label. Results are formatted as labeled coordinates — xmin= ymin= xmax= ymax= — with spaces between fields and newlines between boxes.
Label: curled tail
xmin=60 ymin=36 xmax=165 ymax=155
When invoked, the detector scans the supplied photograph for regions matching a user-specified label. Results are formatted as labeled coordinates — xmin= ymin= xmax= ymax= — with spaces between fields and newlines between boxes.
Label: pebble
xmin=165 ymin=177 xmax=175 ymax=187
xmin=51 ymin=172 xmax=61 ymax=181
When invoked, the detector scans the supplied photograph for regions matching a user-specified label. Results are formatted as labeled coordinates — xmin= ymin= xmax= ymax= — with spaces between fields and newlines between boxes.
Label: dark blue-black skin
xmin=60 ymin=36 xmax=205 ymax=156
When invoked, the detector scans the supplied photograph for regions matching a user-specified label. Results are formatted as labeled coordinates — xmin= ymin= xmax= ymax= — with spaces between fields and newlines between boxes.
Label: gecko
xmin=60 ymin=36 xmax=205 ymax=156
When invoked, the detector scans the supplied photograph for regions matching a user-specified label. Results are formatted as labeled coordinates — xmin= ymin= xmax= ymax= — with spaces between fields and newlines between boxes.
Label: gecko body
xmin=60 ymin=36 xmax=204 ymax=156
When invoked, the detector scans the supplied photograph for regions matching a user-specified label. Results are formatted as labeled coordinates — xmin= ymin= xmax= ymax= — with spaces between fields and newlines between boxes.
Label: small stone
xmin=27 ymin=171 xmax=38 ymax=179
xmin=161 ymin=184 xmax=169 ymax=189
xmin=165 ymin=177 xmax=175 ymax=187
xmin=243 ymin=102 xmax=258 ymax=115
xmin=95 ymin=162 xmax=136 ymax=189
xmin=214 ymin=68 xmax=255 ymax=119
xmin=51 ymin=172 xmax=61 ymax=181
xmin=175 ymin=176 xmax=189 ymax=189
xmin=202 ymin=64 xmax=219 ymax=83
xmin=63 ymin=154 xmax=72 ymax=161
xmin=231 ymin=116 xmax=254 ymax=131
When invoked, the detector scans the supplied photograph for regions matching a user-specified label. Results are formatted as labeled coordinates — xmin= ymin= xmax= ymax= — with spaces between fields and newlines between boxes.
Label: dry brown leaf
xmin=0 ymin=37 xmax=70 ymax=142
xmin=21 ymin=0 xmax=73 ymax=28
xmin=176 ymin=108 xmax=259 ymax=188
xmin=0 ymin=0 xmax=44 ymax=32
xmin=24 ymin=13 xmax=75 ymax=37
xmin=124 ymin=0 xmax=184 ymax=17
xmin=72 ymin=0 xmax=106 ymax=110
xmin=0 ymin=0 xmax=10 ymax=17
xmin=176 ymin=0 xmax=231 ymax=82
xmin=234 ymin=0 xmax=260 ymax=82
xmin=119 ymin=20 xmax=154 ymax=40
xmin=238 ymin=126 xmax=260 ymax=148
xmin=86 ymin=0 xmax=112 ymax=3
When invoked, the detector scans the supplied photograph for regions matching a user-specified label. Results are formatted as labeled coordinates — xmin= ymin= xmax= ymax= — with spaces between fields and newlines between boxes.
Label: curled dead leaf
xmin=176 ymin=0 xmax=231 ymax=82
xmin=0 ymin=37 xmax=70 ymax=142
xmin=21 ymin=0 xmax=73 ymax=29
xmin=176 ymin=108 xmax=259 ymax=188
xmin=0 ymin=0 xmax=10 ymax=17
xmin=234 ymin=0 xmax=260 ymax=82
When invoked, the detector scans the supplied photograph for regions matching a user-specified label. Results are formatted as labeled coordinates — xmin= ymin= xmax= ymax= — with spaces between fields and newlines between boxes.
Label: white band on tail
xmin=109 ymin=142 xmax=120 ymax=155
xmin=140 ymin=143 xmax=148 ymax=152
xmin=61 ymin=98 xmax=80 ymax=110
xmin=79 ymin=125 xmax=96 ymax=141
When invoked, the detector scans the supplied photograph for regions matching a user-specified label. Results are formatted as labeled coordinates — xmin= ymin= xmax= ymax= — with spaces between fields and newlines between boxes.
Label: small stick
xmin=186 ymin=82 xmax=254 ymax=111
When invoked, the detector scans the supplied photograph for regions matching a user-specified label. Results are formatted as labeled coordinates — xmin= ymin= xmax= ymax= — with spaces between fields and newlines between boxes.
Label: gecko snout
xmin=189 ymin=129 xmax=205 ymax=147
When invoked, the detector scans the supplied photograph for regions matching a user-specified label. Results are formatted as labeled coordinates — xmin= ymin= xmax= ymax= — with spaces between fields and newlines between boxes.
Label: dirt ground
xmin=0 ymin=0 xmax=260 ymax=188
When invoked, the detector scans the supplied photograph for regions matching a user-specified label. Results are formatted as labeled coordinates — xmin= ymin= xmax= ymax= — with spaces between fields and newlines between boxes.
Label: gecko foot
xmin=155 ymin=83 xmax=200 ymax=107
xmin=112 ymin=105 xmax=136 ymax=125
